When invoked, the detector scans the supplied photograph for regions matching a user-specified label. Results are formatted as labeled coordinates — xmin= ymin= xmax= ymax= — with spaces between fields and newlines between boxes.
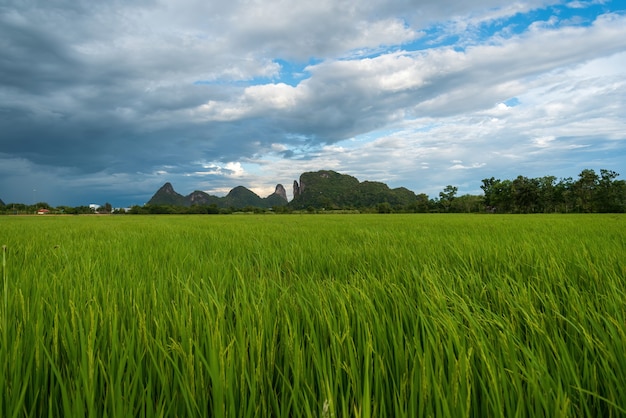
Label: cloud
xmin=0 ymin=0 xmax=624 ymax=205
xmin=192 ymin=12 xmax=626 ymax=141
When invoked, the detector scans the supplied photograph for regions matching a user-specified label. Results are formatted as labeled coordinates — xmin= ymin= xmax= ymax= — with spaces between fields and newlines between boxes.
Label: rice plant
xmin=0 ymin=214 xmax=624 ymax=417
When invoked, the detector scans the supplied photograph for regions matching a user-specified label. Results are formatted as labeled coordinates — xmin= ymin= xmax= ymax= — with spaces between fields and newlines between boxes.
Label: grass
xmin=0 ymin=214 xmax=625 ymax=417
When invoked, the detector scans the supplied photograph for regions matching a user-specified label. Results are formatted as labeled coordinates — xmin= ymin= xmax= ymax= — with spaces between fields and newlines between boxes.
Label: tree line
xmin=1 ymin=168 xmax=624 ymax=214
xmin=478 ymin=169 xmax=626 ymax=213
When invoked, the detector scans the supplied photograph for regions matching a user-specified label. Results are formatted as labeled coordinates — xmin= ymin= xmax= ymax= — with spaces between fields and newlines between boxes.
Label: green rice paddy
xmin=1 ymin=214 xmax=625 ymax=417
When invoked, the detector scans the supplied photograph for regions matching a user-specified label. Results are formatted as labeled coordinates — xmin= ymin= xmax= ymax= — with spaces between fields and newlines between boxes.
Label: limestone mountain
xmin=291 ymin=170 xmax=360 ymax=209
xmin=273 ymin=184 xmax=287 ymax=201
xmin=222 ymin=186 xmax=266 ymax=208
xmin=265 ymin=184 xmax=288 ymax=207
xmin=147 ymin=183 xmax=288 ymax=209
xmin=148 ymin=182 xmax=187 ymax=207
xmin=187 ymin=190 xmax=221 ymax=207
xmin=289 ymin=170 xmax=421 ymax=209
xmin=148 ymin=171 xmax=421 ymax=210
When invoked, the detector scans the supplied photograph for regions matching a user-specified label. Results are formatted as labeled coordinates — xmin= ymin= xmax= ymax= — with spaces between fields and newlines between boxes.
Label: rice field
xmin=1 ymin=214 xmax=625 ymax=417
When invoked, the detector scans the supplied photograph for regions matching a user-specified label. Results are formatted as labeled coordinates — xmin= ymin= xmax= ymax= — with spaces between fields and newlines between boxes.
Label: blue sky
xmin=1 ymin=0 xmax=625 ymax=206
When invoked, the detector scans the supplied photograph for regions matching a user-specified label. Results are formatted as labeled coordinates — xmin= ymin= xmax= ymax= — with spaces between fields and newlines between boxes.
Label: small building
xmin=37 ymin=208 xmax=50 ymax=215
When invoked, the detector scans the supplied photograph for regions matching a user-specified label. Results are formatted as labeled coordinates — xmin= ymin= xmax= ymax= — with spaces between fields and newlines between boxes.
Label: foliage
xmin=222 ymin=186 xmax=271 ymax=208
xmin=2 ymin=168 xmax=624 ymax=215
xmin=290 ymin=170 xmax=423 ymax=211
xmin=291 ymin=170 xmax=361 ymax=209
xmin=438 ymin=185 xmax=458 ymax=212
xmin=481 ymin=169 xmax=626 ymax=213
xmin=1 ymin=215 xmax=625 ymax=417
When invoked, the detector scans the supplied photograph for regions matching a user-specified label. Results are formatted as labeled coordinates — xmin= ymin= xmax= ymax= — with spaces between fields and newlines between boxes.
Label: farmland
xmin=1 ymin=214 xmax=625 ymax=417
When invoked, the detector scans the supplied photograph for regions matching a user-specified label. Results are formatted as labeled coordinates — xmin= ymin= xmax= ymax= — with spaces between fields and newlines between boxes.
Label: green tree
xmin=511 ymin=176 xmax=539 ymax=213
xmin=492 ymin=179 xmax=513 ymax=212
xmin=98 ymin=202 xmax=113 ymax=214
xmin=612 ymin=180 xmax=626 ymax=212
xmin=596 ymin=169 xmax=621 ymax=212
xmin=406 ymin=193 xmax=430 ymax=213
xmin=574 ymin=169 xmax=599 ymax=212
xmin=480 ymin=177 xmax=498 ymax=209
xmin=376 ymin=202 xmax=392 ymax=213
xmin=553 ymin=177 xmax=573 ymax=213
xmin=439 ymin=185 xmax=458 ymax=212
xmin=451 ymin=194 xmax=483 ymax=213
xmin=537 ymin=176 xmax=557 ymax=213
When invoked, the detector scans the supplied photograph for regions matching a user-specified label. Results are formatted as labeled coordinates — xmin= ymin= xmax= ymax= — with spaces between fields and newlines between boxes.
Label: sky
xmin=1 ymin=0 xmax=625 ymax=207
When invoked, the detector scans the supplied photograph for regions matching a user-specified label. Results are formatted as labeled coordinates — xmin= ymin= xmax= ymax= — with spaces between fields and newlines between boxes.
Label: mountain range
xmin=148 ymin=182 xmax=288 ymax=209
xmin=148 ymin=170 xmax=428 ymax=210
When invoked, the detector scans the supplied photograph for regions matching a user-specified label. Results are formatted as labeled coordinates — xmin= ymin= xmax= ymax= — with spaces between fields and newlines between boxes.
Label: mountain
xmin=147 ymin=182 xmax=188 ymax=206
xmin=265 ymin=184 xmax=288 ymax=207
xmin=0 ymin=198 xmax=4 ymax=206
xmin=147 ymin=183 xmax=288 ymax=209
xmin=187 ymin=190 xmax=221 ymax=206
xmin=289 ymin=170 xmax=421 ymax=209
xmin=291 ymin=170 xmax=359 ymax=209
xmin=223 ymin=186 xmax=266 ymax=208
xmin=147 ymin=171 xmax=421 ymax=211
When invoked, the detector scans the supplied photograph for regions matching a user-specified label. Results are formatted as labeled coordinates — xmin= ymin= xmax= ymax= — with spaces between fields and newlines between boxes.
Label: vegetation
xmin=481 ymin=169 xmax=626 ymax=213
xmin=1 ymin=214 xmax=625 ymax=417
xmin=2 ymin=168 xmax=625 ymax=214
xmin=289 ymin=169 xmax=626 ymax=213
xmin=290 ymin=171 xmax=425 ymax=211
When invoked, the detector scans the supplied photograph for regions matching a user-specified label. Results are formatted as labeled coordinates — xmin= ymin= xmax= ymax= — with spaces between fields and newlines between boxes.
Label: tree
xmin=574 ymin=169 xmax=599 ymax=212
xmin=480 ymin=177 xmax=498 ymax=209
xmin=406 ymin=193 xmax=430 ymax=213
xmin=492 ymin=179 xmax=513 ymax=212
xmin=537 ymin=176 xmax=557 ymax=213
xmin=451 ymin=194 xmax=483 ymax=213
xmin=551 ymin=177 xmax=571 ymax=213
xmin=596 ymin=170 xmax=621 ymax=212
xmin=511 ymin=176 xmax=539 ymax=213
xmin=439 ymin=185 xmax=458 ymax=212
xmin=612 ymin=180 xmax=626 ymax=212
xmin=98 ymin=202 xmax=113 ymax=214
xmin=377 ymin=202 xmax=392 ymax=213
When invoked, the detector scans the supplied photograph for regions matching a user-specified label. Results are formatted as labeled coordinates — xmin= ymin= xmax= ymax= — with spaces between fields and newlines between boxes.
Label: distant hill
xmin=147 ymin=183 xmax=288 ymax=209
xmin=289 ymin=170 xmax=422 ymax=210
xmin=147 ymin=172 xmax=424 ymax=211
xmin=0 ymin=197 xmax=4 ymax=206
xmin=148 ymin=183 xmax=188 ymax=206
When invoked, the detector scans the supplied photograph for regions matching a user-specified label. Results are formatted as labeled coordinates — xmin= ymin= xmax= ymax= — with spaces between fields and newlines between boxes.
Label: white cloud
xmin=194 ymin=161 xmax=247 ymax=178
xmin=192 ymin=12 xmax=626 ymax=130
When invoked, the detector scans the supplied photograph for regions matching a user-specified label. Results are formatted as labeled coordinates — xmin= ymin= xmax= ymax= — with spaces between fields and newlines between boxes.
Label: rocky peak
xmin=293 ymin=180 xmax=301 ymax=198
xmin=148 ymin=182 xmax=187 ymax=206
xmin=274 ymin=184 xmax=287 ymax=201
xmin=159 ymin=182 xmax=176 ymax=195
xmin=188 ymin=190 xmax=215 ymax=205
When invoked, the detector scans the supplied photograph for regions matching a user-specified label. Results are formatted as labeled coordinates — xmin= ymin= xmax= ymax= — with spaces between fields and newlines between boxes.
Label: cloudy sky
xmin=1 ymin=0 xmax=625 ymax=206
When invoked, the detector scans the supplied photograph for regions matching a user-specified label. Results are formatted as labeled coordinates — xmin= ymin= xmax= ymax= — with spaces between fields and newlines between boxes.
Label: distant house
xmin=37 ymin=208 xmax=50 ymax=215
